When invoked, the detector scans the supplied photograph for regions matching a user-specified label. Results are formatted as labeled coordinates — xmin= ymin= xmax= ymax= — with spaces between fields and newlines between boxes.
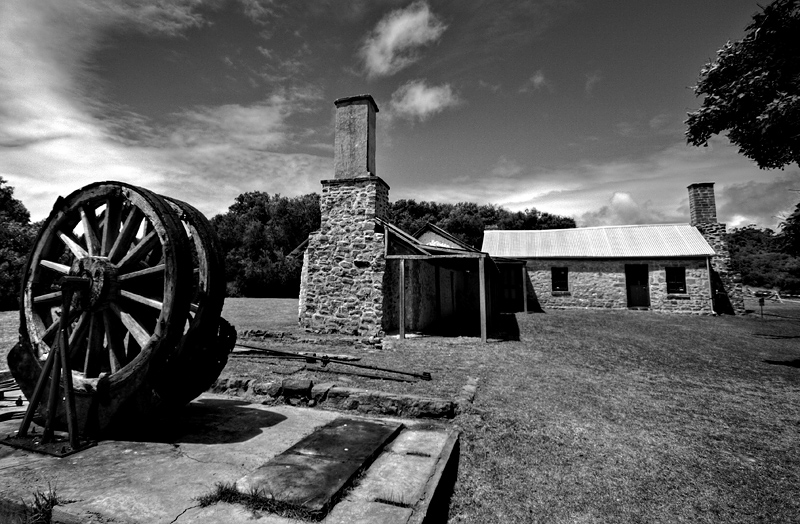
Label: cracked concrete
xmin=0 ymin=393 xmax=458 ymax=524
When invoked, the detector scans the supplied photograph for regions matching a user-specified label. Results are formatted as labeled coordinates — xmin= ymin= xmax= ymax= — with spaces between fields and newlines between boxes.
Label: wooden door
xmin=625 ymin=264 xmax=650 ymax=308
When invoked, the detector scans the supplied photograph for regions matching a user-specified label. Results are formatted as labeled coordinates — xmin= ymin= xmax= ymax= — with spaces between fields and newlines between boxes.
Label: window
xmin=666 ymin=267 xmax=686 ymax=294
xmin=551 ymin=267 xmax=569 ymax=292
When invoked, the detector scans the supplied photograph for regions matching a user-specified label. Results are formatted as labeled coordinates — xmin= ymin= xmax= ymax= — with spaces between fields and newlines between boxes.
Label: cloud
xmin=491 ymin=157 xmax=524 ymax=178
xmin=0 ymin=0 xmax=330 ymax=220
xmin=391 ymin=138 xmax=792 ymax=230
xmin=519 ymin=70 xmax=551 ymax=93
xmin=389 ymin=80 xmax=461 ymax=122
xmin=360 ymin=1 xmax=446 ymax=78
xmin=585 ymin=71 xmax=602 ymax=95
xmin=717 ymin=174 xmax=800 ymax=229
xmin=578 ymin=192 xmax=675 ymax=227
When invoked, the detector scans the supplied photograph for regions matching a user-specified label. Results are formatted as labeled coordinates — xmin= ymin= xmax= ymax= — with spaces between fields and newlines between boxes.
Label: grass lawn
xmin=2 ymin=298 xmax=799 ymax=522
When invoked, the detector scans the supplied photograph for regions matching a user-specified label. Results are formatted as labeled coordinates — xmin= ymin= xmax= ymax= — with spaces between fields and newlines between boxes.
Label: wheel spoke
xmin=102 ymin=198 xmax=123 ymax=257
xmin=116 ymin=230 xmax=159 ymax=271
xmin=40 ymin=260 xmax=71 ymax=274
xmin=41 ymin=308 xmax=80 ymax=345
xmin=103 ymin=310 xmax=125 ymax=373
xmin=58 ymin=230 xmax=89 ymax=259
xmin=118 ymin=264 xmax=165 ymax=281
xmin=110 ymin=303 xmax=151 ymax=349
xmin=109 ymin=207 xmax=144 ymax=263
xmin=80 ymin=205 xmax=101 ymax=256
xmin=33 ymin=291 xmax=62 ymax=304
xmin=120 ymin=290 xmax=163 ymax=311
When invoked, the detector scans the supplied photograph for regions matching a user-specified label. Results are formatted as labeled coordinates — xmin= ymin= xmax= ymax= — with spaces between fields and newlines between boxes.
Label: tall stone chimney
xmin=687 ymin=182 xmax=744 ymax=315
xmin=298 ymin=94 xmax=390 ymax=337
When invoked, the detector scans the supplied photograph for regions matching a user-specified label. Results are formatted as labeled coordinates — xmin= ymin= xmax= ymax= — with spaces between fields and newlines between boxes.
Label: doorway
xmin=625 ymin=264 xmax=650 ymax=308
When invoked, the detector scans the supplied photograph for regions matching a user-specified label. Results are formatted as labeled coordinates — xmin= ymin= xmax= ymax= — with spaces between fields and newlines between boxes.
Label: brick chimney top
xmin=687 ymin=182 xmax=717 ymax=225
xmin=334 ymin=94 xmax=378 ymax=180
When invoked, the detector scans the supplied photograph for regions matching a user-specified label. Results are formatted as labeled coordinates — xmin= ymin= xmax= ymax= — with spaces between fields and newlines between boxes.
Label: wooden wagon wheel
xmin=152 ymin=196 xmax=233 ymax=408
xmin=10 ymin=182 xmax=193 ymax=435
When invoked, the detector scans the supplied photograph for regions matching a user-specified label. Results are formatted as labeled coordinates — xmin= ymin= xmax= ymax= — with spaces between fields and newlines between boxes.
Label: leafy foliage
xmin=726 ymin=225 xmax=800 ymax=292
xmin=780 ymin=201 xmax=800 ymax=256
xmin=211 ymin=193 xmax=575 ymax=298
xmin=211 ymin=192 xmax=320 ymax=298
xmin=388 ymin=199 xmax=575 ymax=249
xmin=685 ymin=0 xmax=800 ymax=169
xmin=0 ymin=177 xmax=37 ymax=311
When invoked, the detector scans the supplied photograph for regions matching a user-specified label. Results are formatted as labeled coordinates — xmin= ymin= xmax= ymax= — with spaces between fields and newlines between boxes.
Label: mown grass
xmin=2 ymin=297 xmax=799 ymax=522
xmin=0 ymin=310 xmax=19 ymax=372
xmin=448 ymin=302 xmax=800 ymax=523
xmin=221 ymin=297 xmax=800 ymax=522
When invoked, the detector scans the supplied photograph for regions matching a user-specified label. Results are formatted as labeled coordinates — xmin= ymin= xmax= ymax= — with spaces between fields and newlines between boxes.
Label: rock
xmin=282 ymin=378 xmax=313 ymax=398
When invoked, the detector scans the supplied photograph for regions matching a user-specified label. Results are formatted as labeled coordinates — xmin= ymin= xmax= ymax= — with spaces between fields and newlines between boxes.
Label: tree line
xmin=3 ymin=176 xmax=800 ymax=308
xmin=214 ymin=193 xmax=577 ymax=298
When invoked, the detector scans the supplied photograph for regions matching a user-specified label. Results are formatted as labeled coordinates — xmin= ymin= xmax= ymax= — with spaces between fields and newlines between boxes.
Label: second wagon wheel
xmin=11 ymin=182 xmax=193 ymax=436
xmin=152 ymin=196 xmax=233 ymax=409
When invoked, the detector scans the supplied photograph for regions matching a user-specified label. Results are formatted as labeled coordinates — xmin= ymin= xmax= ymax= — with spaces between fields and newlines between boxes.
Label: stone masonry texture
xmin=525 ymin=258 xmax=714 ymax=314
xmin=688 ymin=183 xmax=745 ymax=315
xmin=299 ymin=176 xmax=390 ymax=337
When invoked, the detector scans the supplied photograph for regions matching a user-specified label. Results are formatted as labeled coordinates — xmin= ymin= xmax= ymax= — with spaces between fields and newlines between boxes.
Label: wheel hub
xmin=69 ymin=257 xmax=118 ymax=311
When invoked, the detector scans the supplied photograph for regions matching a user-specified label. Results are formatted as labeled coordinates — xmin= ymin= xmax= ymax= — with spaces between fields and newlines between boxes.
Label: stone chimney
xmin=687 ymin=182 xmax=744 ymax=315
xmin=688 ymin=182 xmax=717 ymax=225
xmin=298 ymin=94 xmax=390 ymax=337
xmin=334 ymin=94 xmax=378 ymax=179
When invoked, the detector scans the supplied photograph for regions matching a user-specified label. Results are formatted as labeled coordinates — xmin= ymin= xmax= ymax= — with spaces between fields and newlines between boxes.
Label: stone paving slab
xmin=237 ymin=418 xmax=402 ymax=514
xmin=0 ymin=393 xmax=459 ymax=524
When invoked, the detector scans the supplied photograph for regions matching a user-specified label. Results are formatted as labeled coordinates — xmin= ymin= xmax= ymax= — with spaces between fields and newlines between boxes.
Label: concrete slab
xmin=0 ymin=393 xmax=458 ymax=524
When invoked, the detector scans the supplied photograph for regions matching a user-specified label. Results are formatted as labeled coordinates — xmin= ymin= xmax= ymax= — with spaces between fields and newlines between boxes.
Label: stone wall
xmin=525 ymin=258 xmax=713 ymax=314
xmin=298 ymin=176 xmax=389 ymax=338
xmin=695 ymin=222 xmax=745 ymax=315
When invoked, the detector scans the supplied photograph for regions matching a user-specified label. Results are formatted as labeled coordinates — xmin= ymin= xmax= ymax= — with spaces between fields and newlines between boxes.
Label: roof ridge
xmin=486 ymin=223 xmax=692 ymax=233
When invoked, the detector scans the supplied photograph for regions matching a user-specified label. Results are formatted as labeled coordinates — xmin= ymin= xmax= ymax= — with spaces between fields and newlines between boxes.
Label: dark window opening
xmin=552 ymin=267 xmax=568 ymax=292
xmin=666 ymin=267 xmax=686 ymax=294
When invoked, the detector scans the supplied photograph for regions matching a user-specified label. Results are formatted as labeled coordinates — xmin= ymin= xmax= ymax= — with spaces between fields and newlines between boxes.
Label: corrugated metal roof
xmin=481 ymin=224 xmax=715 ymax=258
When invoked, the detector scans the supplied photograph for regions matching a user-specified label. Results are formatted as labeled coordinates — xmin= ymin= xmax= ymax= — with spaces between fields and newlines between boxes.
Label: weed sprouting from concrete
xmin=26 ymin=483 xmax=61 ymax=524
xmin=195 ymin=482 xmax=322 ymax=521
xmin=375 ymin=489 xmax=413 ymax=509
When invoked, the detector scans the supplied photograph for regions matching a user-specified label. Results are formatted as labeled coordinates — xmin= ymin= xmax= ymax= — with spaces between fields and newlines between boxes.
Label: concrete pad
xmin=325 ymin=500 xmax=413 ymax=524
xmin=348 ymin=453 xmax=437 ymax=505
xmin=0 ymin=393 xmax=459 ymax=524
xmin=0 ymin=395 xmax=340 ymax=524
xmin=387 ymin=430 xmax=449 ymax=456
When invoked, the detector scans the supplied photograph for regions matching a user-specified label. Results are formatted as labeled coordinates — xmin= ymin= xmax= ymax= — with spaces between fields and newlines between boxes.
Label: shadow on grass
xmin=752 ymin=333 xmax=800 ymax=339
xmin=763 ymin=359 xmax=800 ymax=368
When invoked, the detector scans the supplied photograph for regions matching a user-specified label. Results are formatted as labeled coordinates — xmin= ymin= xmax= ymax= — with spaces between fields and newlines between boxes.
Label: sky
xmin=1 ymin=0 xmax=798 ymax=230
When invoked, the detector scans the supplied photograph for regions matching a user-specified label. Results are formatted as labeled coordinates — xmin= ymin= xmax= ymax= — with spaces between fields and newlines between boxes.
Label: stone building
xmin=482 ymin=183 xmax=745 ymax=315
xmin=299 ymin=95 xmax=512 ymax=341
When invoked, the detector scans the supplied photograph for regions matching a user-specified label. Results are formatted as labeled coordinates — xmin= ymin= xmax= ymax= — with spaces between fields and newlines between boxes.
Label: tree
xmin=685 ymin=0 xmax=800 ymax=169
xmin=0 ymin=177 xmax=38 ymax=311
xmin=388 ymin=199 xmax=575 ymax=249
xmin=726 ymin=224 xmax=800 ymax=292
xmin=780 ymin=201 xmax=800 ymax=256
xmin=210 ymin=192 xmax=320 ymax=297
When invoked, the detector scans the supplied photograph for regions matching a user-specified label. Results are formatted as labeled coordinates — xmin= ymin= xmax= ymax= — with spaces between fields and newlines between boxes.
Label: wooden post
xmin=399 ymin=259 xmax=406 ymax=339
xmin=479 ymin=256 xmax=487 ymax=343
xmin=521 ymin=265 xmax=528 ymax=313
